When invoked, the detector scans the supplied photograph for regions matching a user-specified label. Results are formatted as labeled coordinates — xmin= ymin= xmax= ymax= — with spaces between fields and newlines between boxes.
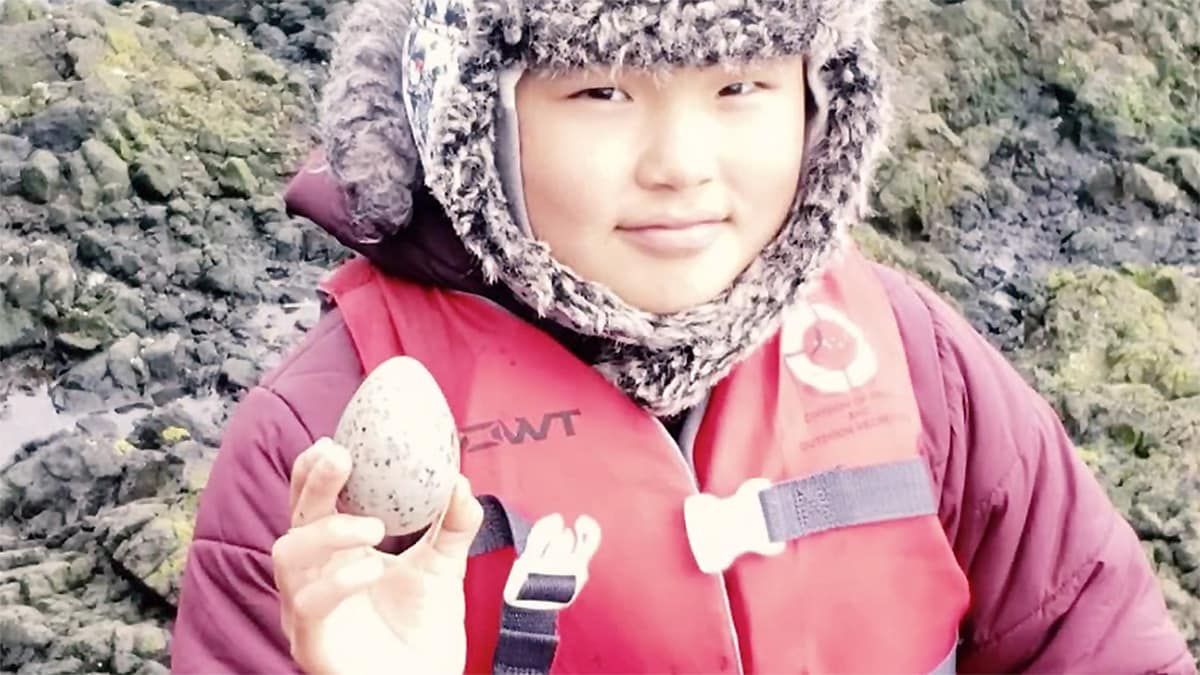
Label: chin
xmin=616 ymin=280 xmax=733 ymax=315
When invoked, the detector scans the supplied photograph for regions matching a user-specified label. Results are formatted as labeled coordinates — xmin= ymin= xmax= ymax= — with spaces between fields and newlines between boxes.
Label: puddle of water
xmin=0 ymin=385 xmax=229 ymax=470
xmin=0 ymin=299 xmax=318 ymax=468
xmin=0 ymin=384 xmax=135 ymax=467
xmin=1 ymin=385 xmax=60 ymax=463
xmin=245 ymin=299 xmax=322 ymax=371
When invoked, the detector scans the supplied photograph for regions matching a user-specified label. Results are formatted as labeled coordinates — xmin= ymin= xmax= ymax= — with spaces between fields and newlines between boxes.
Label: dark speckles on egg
xmin=333 ymin=356 xmax=460 ymax=536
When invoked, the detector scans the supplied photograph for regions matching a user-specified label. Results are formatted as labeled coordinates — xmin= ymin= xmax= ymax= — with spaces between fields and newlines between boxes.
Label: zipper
xmin=652 ymin=406 xmax=746 ymax=675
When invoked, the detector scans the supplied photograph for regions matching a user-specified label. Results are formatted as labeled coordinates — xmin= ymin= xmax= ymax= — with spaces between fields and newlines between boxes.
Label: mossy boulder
xmin=1015 ymin=265 xmax=1200 ymax=651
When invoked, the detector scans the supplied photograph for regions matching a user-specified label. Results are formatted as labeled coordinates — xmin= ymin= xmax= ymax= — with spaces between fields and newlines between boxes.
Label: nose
xmin=633 ymin=107 xmax=719 ymax=192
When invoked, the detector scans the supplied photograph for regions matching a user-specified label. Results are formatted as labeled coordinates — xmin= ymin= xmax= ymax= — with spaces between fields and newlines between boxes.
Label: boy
xmin=171 ymin=0 xmax=1193 ymax=672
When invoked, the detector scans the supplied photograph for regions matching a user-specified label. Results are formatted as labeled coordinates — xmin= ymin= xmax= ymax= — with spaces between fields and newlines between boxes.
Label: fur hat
xmin=320 ymin=0 xmax=889 ymax=417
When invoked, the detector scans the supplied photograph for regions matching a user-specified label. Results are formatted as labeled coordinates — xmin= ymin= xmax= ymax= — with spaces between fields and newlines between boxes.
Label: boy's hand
xmin=272 ymin=438 xmax=483 ymax=675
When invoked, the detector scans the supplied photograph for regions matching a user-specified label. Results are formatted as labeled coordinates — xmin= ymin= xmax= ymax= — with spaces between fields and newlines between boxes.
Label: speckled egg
xmin=333 ymin=356 xmax=461 ymax=536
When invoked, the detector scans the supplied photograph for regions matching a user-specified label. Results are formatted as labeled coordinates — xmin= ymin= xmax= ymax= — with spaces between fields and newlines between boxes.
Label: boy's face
xmin=515 ymin=57 xmax=808 ymax=314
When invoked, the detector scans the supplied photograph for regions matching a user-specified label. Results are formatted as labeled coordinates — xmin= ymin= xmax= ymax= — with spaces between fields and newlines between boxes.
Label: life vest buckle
xmin=502 ymin=513 xmax=602 ymax=611
xmin=684 ymin=477 xmax=786 ymax=574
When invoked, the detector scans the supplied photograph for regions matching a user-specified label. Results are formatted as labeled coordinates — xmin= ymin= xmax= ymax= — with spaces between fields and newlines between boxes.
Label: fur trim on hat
xmin=321 ymin=0 xmax=889 ymax=416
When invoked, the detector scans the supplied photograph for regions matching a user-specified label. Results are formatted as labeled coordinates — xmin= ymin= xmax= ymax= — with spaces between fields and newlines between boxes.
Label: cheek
xmin=727 ymin=115 xmax=806 ymax=215
xmin=520 ymin=125 xmax=630 ymax=241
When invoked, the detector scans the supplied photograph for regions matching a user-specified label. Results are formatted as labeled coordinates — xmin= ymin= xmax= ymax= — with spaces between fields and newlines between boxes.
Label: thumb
xmin=416 ymin=474 xmax=484 ymax=577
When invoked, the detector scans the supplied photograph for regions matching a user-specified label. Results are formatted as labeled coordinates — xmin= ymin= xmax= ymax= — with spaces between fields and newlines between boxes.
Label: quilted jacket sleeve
xmin=906 ymin=279 xmax=1194 ymax=674
xmin=170 ymin=385 xmax=312 ymax=674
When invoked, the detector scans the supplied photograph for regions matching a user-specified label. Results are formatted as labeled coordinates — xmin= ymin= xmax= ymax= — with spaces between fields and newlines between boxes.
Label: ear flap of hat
xmin=319 ymin=0 xmax=422 ymax=243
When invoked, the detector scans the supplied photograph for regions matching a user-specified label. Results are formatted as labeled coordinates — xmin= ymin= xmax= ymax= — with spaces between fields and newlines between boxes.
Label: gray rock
xmin=0 ymin=605 xmax=54 ymax=662
xmin=6 ymin=266 xmax=41 ymax=309
xmin=1126 ymin=164 xmax=1184 ymax=210
xmin=171 ymin=249 xmax=203 ymax=287
xmin=66 ymin=35 xmax=107 ymax=79
xmin=75 ymin=413 xmax=118 ymax=438
xmin=7 ymin=558 xmax=81 ymax=600
xmin=215 ymin=157 xmax=259 ymax=197
xmin=0 ymin=307 xmax=43 ymax=355
xmin=38 ymin=441 xmax=87 ymax=483
xmin=109 ymin=515 xmax=178 ymax=600
xmin=245 ymin=52 xmax=286 ymax=84
xmin=0 ymin=134 xmax=33 ymax=162
xmin=200 ymin=261 xmax=256 ymax=297
xmin=135 ymin=661 xmax=170 ymax=675
xmin=80 ymin=139 xmax=131 ymax=201
xmin=219 ymin=357 xmax=258 ymax=390
xmin=1 ymin=0 xmax=47 ymax=24
xmin=210 ymin=39 xmax=245 ymax=80
xmin=271 ymin=224 xmax=304 ymax=261
xmin=112 ymin=623 xmax=142 ymax=675
xmin=131 ymin=154 xmax=181 ymax=202
xmin=224 ymin=135 xmax=255 ymax=157
xmin=193 ymin=340 xmax=220 ymax=365
xmin=20 ymin=149 xmax=62 ymax=204
xmin=18 ymin=658 xmax=87 ymax=675
xmin=141 ymin=333 xmax=182 ymax=380
xmin=0 ymin=133 xmax=33 ymax=192
xmin=56 ymin=332 xmax=103 ymax=353
xmin=59 ymin=620 xmax=117 ymax=669
xmin=107 ymin=333 xmax=145 ymax=391
xmin=149 ymin=297 xmax=185 ymax=329
xmin=94 ymin=503 xmax=165 ymax=551
xmin=1175 ymin=150 xmax=1200 ymax=196
xmin=64 ymin=151 xmax=102 ymax=210
xmin=149 ymin=385 xmax=187 ymax=406
xmin=78 ymin=436 xmax=126 ymax=482
xmin=0 ymin=547 xmax=47 ymax=570
xmin=62 ymin=353 xmax=109 ymax=391
xmin=176 ymin=14 xmax=211 ymax=46
xmin=0 ymin=20 xmax=62 ymax=96
xmin=76 ymin=229 xmax=117 ymax=271
xmin=23 ymin=505 xmax=65 ymax=537
xmin=251 ymin=24 xmax=288 ymax=57
xmin=302 ymin=227 xmax=341 ymax=263
xmin=52 ymin=387 xmax=106 ymax=414
xmin=31 ymin=242 xmax=76 ymax=309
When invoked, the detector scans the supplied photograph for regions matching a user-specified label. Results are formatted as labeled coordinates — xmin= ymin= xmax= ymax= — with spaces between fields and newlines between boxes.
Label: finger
xmin=292 ymin=441 xmax=353 ymax=528
xmin=291 ymin=554 xmax=385 ymax=627
xmin=417 ymin=475 xmax=483 ymax=576
xmin=273 ymin=515 xmax=385 ymax=596
xmin=288 ymin=438 xmax=330 ymax=518
xmin=275 ymin=514 xmax=386 ymax=569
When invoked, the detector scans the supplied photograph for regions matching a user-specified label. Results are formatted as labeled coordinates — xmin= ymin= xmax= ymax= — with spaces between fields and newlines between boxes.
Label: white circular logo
xmin=783 ymin=302 xmax=879 ymax=394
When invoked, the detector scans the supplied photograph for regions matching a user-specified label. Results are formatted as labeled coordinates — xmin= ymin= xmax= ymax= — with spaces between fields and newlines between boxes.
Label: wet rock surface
xmin=1 ymin=0 xmax=336 ymax=669
xmin=0 ymin=0 xmax=1197 ymax=669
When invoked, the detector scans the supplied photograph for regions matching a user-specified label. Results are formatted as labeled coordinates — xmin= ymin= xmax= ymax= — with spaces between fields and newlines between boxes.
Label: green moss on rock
xmin=1016 ymin=264 xmax=1200 ymax=650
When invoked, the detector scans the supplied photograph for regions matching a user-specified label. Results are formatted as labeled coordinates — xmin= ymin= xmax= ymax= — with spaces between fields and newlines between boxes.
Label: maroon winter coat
xmin=170 ymin=153 xmax=1194 ymax=674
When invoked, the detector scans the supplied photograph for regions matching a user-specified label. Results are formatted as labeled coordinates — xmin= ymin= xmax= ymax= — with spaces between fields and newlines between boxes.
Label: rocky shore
xmin=0 ymin=0 xmax=1196 ymax=670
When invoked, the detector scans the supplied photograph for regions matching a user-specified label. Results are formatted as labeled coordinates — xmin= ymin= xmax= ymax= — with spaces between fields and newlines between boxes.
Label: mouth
xmin=616 ymin=217 xmax=729 ymax=258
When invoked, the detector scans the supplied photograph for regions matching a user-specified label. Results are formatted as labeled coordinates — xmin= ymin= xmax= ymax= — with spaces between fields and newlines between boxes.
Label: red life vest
xmin=322 ymin=244 xmax=971 ymax=674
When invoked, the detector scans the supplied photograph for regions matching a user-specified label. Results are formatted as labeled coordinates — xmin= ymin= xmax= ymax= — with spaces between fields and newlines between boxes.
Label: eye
xmin=719 ymin=81 xmax=765 ymax=97
xmin=570 ymin=87 xmax=631 ymax=102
